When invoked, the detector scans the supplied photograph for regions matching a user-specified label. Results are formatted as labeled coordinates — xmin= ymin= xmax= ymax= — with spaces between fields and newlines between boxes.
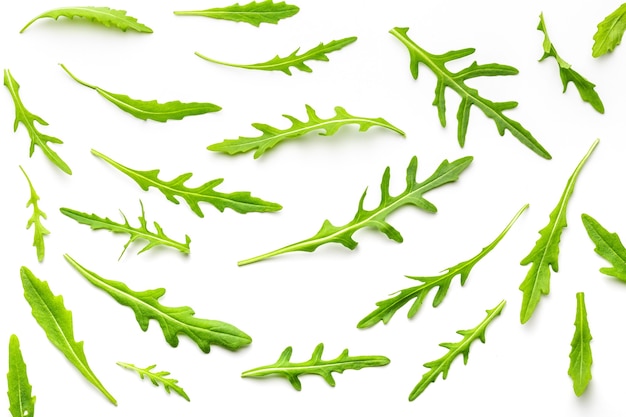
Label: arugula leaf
xmin=64 ymin=255 xmax=252 ymax=352
xmin=20 ymin=266 xmax=117 ymax=405
xmin=60 ymin=201 xmax=191 ymax=260
xmin=538 ymin=13 xmax=604 ymax=113
xmin=7 ymin=335 xmax=36 ymax=417
xmin=174 ymin=0 xmax=299 ymax=27
xmin=117 ymin=362 xmax=190 ymax=401
xmin=593 ymin=3 xmax=626 ymax=57
xmin=20 ymin=166 xmax=49 ymax=263
xmin=409 ymin=300 xmax=505 ymax=401
xmin=519 ymin=139 xmax=599 ymax=324
xmin=91 ymin=149 xmax=282 ymax=217
xmin=195 ymin=37 xmax=357 ymax=75
xmin=358 ymin=204 xmax=527 ymax=329
xmin=60 ymin=64 xmax=221 ymax=122
xmin=4 ymin=69 xmax=72 ymax=175
xmin=241 ymin=343 xmax=389 ymax=390
xmin=208 ymin=104 xmax=405 ymax=158
xmin=390 ymin=27 xmax=550 ymax=159
xmin=581 ymin=213 xmax=626 ymax=282
xmin=569 ymin=292 xmax=592 ymax=396
xmin=21 ymin=6 xmax=153 ymax=33
xmin=239 ymin=155 xmax=472 ymax=266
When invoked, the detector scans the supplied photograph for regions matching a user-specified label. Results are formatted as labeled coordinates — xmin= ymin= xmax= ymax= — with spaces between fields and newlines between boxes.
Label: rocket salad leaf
xmin=174 ymin=0 xmax=299 ymax=27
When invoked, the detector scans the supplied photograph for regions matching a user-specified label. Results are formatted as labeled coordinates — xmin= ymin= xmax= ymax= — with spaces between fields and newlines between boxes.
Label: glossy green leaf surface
xmin=21 ymin=6 xmax=153 ymax=33
xmin=117 ymin=362 xmax=190 ymax=401
xmin=593 ymin=3 xmax=626 ymax=57
xmin=174 ymin=0 xmax=299 ymax=26
xmin=581 ymin=213 xmax=626 ymax=282
xmin=7 ymin=335 xmax=36 ymax=417
xmin=20 ymin=166 xmax=49 ymax=262
xmin=568 ymin=292 xmax=592 ymax=396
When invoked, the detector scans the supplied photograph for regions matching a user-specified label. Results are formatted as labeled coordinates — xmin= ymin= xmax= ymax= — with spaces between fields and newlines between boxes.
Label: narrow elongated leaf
xmin=64 ymin=255 xmax=252 ymax=353
xmin=20 ymin=166 xmax=49 ymax=262
xmin=538 ymin=13 xmax=604 ymax=113
xmin=242 ymin=343 xmax=389 ymax=391
xmin=117 ymin=362 xmax=190 ymax=401
xmin=519 ymin=139 xmax=599 ymax=324
xmin=239 ymin=155 xmax=472 ymax=266
xmin=91 ymin=149 xmax=282 ymax=217
xmin=195 ymin=36 xmax=357 ymax=75
xmin=581 ymin=213 xmax=626 ymax=282
xmin=569 ymin=292 xmax=592 ymax=396
xmin=390 ymin=27 xmax=550 ymax=159
xmin=20 ymin=267 xmax=117 ymax=405
xmin=208 ymin=104 xmax=405 ymax=158
xmin=4 ymin=70 xmax=71 ymax=174
xmin=60 ymin=64 xmax=220 ymax=122
xmin=593 ymin=3 xmax=626 ymax=57
xmin=7 ymin=335 xmax=36 ymax=417
xmin=60 ymin=201 xmax=191 ymax=260
xmin=359 ymin=204 xmax=527 ymax=329
xmin=409 ymin=300 xmax=505 ymax=401
xmin=174 ymin=0 xmax=299 ymax=26
xmin=21 ymin=7 xmax=153 ymax=33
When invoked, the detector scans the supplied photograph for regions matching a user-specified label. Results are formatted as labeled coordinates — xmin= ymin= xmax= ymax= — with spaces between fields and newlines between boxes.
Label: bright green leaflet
xmin=241 ymin=343 xmax=389 ymax=391
xmin=64 ymin=255 xmax=252 ymax=352
xmin=60 ymin=201 xmax=191 ymax=260
xmin=7 ymin=335 xmax=36 ymax=417
xmin=581 ymin=213 xmax=626 ymax=282
xmin=538 ymin=13 xmax=604 ymax=113
xmin=409 ymin=300 xmax=505 ymax=401
xmin=91 ymin=149 xmax=282 ymax=217
xmin=208 ymin=104 xmax=405 ymax=158
xmin=519 ymin=139 xmax=599 ymax=324
xmin=593 ymin=3 xmax=626 ymax=57
xmin=390 ymin=27 xmax=550 ymax=159
xmin=20 ymin=166 xmax=49 ymax=262
xmin=21 ymin=7 xmax=152 ymax=33
xmin=4 ymin=70 xmax=71 ymax=175
xmin=239 ymin=155 xmax=473 ymax=266
xmin=20 ymin=267 xmax=117 ymax=405
xmin=358 ymin=204 xmax=527 ymax=329
xmin=60 ymin=64 xmax=221 ymax=122
xmin=174 ymin=0 xmax=299 ymax=27
xmin=195 ymin=36 xmax=357 ymax=75
xmin=117 ymin=362 xmax=190 ymax=401
xmin=569 ymin=292 xmax=592 ymax=397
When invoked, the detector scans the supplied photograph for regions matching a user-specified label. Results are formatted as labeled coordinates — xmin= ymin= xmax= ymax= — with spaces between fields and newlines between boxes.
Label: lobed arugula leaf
xmin=20 ymin=166 xmax=49 ymax=262
xmin=195 ymin=36 xmax=357 ymax=75
xmin=569 ymin=292 xmax=592 ymax=396
xmin=239 ymin=155 xmax=473 ymax=266
xmin=174 ymin=0 xmax=299 ymax=27
xmin=390 ymin=27 xmax=550 ymax=159
xmin=117 ymin=362 xmax=190 ymax=401
xmin=208 ymin=104 xmax=405 ymax=158
xmin=241 ymin=343 xmax=389 ymax=391
xmin=20 ymin=267 xmax=117 ymax=405
xmin=409 ymin=300 xmax=505 ymax=401
xmin=581 ymin=213 xmax=626 ymax=282
xmin=65 ymin=255 xmax=252 ymax=353
xmin=358 ymin=204 xmax=527 ymax=329
xmin=7 ymin=335 xmax=36 ymax=417
xmin=592 ymin=3 xmax=626 ymax=57
xmin=21 ymin=6 xmax=153 ymax=33
xmin=519 ymin=139 xmax=599 ymax=324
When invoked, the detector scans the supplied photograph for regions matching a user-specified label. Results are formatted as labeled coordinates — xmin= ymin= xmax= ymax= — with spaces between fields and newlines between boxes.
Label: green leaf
xmin=241 ymin=343 xmax=389 ymax=391
xmin=91 ymin=149 xmax=282 ymax=217
xmin=195 ymin=36 xmax=357 ymax=75
xmin=568 ymin=292 xmax=592 ymax=397
xmin=239 ymin=155 xmax=472 ymax=266
xmin=7 ymin=335 xmax=36 ymax=417
xmin=358 ymin=204 xmax=527 ymax=329
xmin=174 ymin=0 xmax=299 ymax=27
xmin=208 ymin=104 xmax=405 ymax=158
xmin=60 ymin=64 xmax=220 ymax=122
xmin=20 ymin=266 xmax=117 ymax=405
xmin=64 ymin=255 xmax=252 ymax=353
xmin=390 ymin=27 xmax=551 ymax=159
xmin=20 ymin=166 xmax=49 ymax=263
xmin=20 ymin=6 xmax=153 ymax=33
xmin=117 ymin=362 xmax=190 ymax=401
xmin=519 ymin=139 xmax=599 ymax=324
xmin=538 ymin=13 xmax=604 ymax=113
xmin=581 ymin=213 xmax=626 ymax=282
xmin=4 ymin=70 xmax=71 ymax=175
xmin=60 ymin=201 xmax=191 ymax=260
xmin=592 ymin=3 xmax=626 ymax=57
xmin=409 ymin=300 xmax=505 ymax=401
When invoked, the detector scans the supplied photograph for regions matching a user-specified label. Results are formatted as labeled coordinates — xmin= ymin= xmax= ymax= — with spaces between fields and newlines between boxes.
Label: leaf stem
xmin=59 ymin=64 xmax=97 ymax=90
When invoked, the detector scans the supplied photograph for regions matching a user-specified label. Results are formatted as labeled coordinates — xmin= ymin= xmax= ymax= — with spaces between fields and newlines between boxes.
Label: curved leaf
xmin=21 ymin=7 xmax=153 ymax=33
xmin=592 ymin=3 xmax=626 ymax=57
xmin=581 ymin=213 xmax=626 ymax=282
xmin=7 ymin=335 xmax=36 ymax=417
xmin=175 ymin=0 xmax=299 ymax=26
xmin=20 ymin=166 xmax=49 ymax=262
xmin=117 ymin=362 xmax=190 ymax=401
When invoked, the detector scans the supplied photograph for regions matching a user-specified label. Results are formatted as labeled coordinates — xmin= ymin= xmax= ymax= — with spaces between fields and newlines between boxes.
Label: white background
xmin=1 ymin=0 xmax=626 ymax=415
